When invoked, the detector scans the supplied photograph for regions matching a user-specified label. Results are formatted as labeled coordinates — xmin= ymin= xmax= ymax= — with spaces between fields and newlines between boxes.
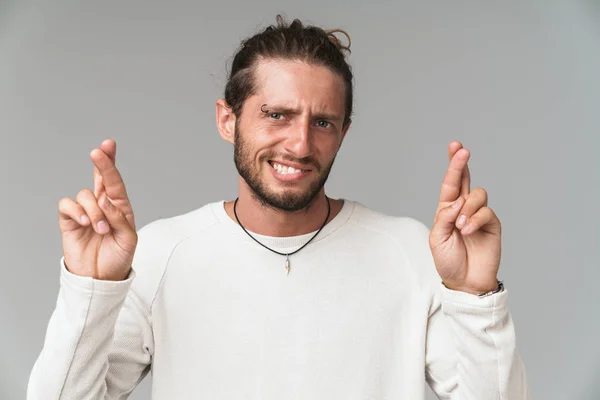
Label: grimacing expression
xmin=233 ymin=59 xmax=349 ymax=212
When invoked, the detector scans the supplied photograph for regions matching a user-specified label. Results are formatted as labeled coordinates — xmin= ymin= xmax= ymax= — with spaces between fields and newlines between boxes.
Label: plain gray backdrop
xmin=1 ymin=0 xmax=599 ymax=399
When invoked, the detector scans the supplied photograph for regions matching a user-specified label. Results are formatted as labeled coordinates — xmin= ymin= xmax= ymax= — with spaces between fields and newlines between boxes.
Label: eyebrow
xmin=261 ymin=105 xmax=343 ymax=122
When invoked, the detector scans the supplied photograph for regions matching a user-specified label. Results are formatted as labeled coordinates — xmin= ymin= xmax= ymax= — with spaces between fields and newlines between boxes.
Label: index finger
xmin=439 ymin=147 xmax=470 ymax=203
xmin=90 ymin=148 xmax=130 ymax=205
xmin=94 ymin=139 xmax=117 ymax=198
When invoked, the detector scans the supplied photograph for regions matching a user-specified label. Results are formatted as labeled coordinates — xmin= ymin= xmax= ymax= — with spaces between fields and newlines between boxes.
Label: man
xmin=28 ymin=16 xmax=529 ymax=399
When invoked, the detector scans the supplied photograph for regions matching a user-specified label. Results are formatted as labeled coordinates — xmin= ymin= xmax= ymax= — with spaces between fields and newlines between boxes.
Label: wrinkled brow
xmin=260 ymin=104 xmax=342 ymax=122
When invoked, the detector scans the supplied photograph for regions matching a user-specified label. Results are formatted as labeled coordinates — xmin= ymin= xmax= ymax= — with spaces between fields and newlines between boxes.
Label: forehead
xmin=250 ymin=58 xmax=346 ymax=113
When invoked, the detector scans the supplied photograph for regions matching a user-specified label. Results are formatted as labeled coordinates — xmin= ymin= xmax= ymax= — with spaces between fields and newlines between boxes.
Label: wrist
xmin=442 ymin=280 xmax=501 ymax=296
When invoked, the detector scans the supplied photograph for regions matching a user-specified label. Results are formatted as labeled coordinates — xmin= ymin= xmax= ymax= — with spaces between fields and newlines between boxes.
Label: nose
xmin=283 ymin=119 xmax=313 ymax=159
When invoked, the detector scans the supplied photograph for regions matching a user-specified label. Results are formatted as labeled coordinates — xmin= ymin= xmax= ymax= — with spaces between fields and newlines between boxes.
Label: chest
xmin=148 ymin=244 xmax=431 ymax=398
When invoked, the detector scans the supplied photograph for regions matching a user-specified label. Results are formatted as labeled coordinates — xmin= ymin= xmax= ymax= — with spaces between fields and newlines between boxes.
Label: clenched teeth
xmin=271 ymin=162 xmax=307 ymax=174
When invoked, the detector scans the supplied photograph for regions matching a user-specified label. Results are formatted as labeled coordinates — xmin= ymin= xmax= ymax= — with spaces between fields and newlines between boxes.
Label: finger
xmin=460 ymin=206 xmax=500 ymax=236
xmin=430 ymin=196 xmax=465 ymax=244
xmin=90 ymin=147 xmax=130 ymax=206
xmin=76 ymin=189 xmax=110 ymax=234
xmin=98 ymin=191 xmax=136 ymax=239
xmin=447 ymin=141 xmax=471 ymax=198
xmin=439 ymin=148 xmax=470 ymax=204
xmin=461 ymin=159 xmax=471 ymax=198
xmin=100 ymin=139 xmax=117 ymax=160
xmin=93 ymin=139 xmax=117 ymax=198
xmin=58 ymin=197 xmax=91 ymax=231
xmin=94 ymin=171 xmax=104 ymax=199
xmin=91 ymin=148 xmax=136 ymax=230
xmin=447 ymin=141 xmax=463 ymax=161
xmin=455 ymin=187 xmax=488 ymax=230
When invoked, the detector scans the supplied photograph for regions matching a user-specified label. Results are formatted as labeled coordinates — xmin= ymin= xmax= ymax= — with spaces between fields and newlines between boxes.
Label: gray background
xmin=1 ymin=0 xmax=599 ymax=399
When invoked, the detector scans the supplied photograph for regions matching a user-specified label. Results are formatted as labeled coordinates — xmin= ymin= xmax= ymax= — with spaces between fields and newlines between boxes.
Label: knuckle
xmin=76 ymin=188 xmax=94 ymax=202
xmin=464 ymin=189 xmax=486 ymax=207
xmin=89 ymin=212 xmax=106 ymax=224
xmin=474 ymin=187 xmax=487 ymax=199
xmin=472 ymin=207 xmax=492 ymax=222
xmin=441 ymin=181 xmax=457 ymax=190
xmin=57 ymin=197 xmax=70 ymax=209
xmin=469 ymin=211 xmax=481 ymax=222
xmin=76 ymin=194 xmax=104 ymax=219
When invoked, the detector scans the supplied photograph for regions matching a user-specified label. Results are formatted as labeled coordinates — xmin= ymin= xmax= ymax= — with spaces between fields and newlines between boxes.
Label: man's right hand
xmin=57 ymin=139 xmax=138 ymax=281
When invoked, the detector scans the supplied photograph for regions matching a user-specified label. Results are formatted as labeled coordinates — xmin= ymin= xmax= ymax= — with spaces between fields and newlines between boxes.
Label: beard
xmin=233 ymin=124 xmax=335 ymax=212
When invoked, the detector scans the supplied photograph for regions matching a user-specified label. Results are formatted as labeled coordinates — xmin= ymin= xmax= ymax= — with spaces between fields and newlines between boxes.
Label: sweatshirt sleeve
xmin=424 ymin=284 xmax=530 ymax=399
xmin=26 ymin=257 xmax=154 ymax=400
xmin=395 ymin=216 xmax=529 ymax=399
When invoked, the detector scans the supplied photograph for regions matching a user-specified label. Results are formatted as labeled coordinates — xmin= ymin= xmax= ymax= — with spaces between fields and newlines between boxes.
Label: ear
xmin=216 ymin=99 xmax=236 ymax=144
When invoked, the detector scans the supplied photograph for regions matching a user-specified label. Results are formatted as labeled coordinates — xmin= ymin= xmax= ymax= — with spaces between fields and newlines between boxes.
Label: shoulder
xmin=346 ymin=200 xmax=432 ymax=244
xmin=345 ymin=200 xmax=439 ymax=287
xmin=128 ymin=201 xmax=221 ymax=306
xmin=135 ymin=201 xmax=220 ymax=250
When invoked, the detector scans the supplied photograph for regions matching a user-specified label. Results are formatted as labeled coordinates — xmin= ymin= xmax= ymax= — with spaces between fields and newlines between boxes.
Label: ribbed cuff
xmin=440 ymin=282 xmax=508 ymax=314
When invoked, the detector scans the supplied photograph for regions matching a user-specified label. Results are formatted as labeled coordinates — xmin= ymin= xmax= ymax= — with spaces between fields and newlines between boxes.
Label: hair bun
xmin=326 ymin=29 xmax=351 ymax=54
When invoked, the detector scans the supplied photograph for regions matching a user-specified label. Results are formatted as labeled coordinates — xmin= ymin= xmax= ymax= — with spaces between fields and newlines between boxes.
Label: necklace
xmin=233 ymin=196 xmax=331 ymax=276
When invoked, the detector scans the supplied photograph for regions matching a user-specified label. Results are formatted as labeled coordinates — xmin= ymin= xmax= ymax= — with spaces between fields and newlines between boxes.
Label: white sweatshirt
xmin=28 ymin=199 xmax=529 ymax=399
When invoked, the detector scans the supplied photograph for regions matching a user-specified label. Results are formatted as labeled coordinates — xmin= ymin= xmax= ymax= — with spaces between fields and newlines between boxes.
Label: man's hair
xmin=224 ymin=15 xmax=353 ymax=126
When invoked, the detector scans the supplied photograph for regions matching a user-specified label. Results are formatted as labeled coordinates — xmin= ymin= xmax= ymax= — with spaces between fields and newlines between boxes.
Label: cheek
xmin=254 ymin=137 xmax=282 ymax=162
xmin=240 ymin=125 xmax=273 ymax=151
xmin=317 ymin=135 xmax=342 ymax=157
xmin=255 ymin=127 xmax=290 ymax=152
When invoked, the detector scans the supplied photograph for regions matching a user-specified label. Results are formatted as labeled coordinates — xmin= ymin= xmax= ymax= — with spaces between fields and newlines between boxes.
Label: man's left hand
xmin=429 ymin=141 xmax=502 ymax=295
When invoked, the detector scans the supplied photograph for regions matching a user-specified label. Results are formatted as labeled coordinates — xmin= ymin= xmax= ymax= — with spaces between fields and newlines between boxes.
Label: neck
xmin=224 ymin=183 xmax=342 ymax=237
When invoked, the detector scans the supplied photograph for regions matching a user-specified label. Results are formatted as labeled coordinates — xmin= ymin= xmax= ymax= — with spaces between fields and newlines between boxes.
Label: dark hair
xmin=224 ymin=15 xmax=353 ymax=126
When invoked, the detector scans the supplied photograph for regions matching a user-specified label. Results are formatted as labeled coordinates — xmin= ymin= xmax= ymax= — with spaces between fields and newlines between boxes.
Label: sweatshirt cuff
xmin=59 ymin=256 xmax=136 ymax=294
xmin=440 ymin=282 xmax=508 ymax=314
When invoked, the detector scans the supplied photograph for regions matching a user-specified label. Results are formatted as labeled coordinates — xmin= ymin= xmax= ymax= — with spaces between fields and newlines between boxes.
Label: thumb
xmin=430 ymin=196 xmax=465 ymax=244
xmin=98 ymin=192 xmax=134 ymax=237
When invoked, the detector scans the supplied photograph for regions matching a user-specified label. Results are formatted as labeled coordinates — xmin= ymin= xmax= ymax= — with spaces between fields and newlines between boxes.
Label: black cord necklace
xmin=233 ymin=196 xmax=331 ymax=276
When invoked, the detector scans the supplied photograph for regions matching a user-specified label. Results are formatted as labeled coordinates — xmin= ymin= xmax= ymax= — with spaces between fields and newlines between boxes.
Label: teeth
xmin=272 ymin=162 xmax=304 ymax=174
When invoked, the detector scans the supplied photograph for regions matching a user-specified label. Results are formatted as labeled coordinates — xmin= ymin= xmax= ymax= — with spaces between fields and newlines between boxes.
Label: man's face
xmin=233 ymin=58 xmax=349 ymax=212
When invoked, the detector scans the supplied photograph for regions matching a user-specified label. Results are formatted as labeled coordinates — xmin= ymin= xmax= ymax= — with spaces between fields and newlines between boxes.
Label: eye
xmin=316 ymin=120 xmax=331 ymax=128
xmin=270 ymin=113 xmax=282 ymax=120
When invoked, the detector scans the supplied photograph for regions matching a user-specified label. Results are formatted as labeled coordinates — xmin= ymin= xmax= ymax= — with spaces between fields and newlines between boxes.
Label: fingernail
xmin=80 ymin=215 xmax=89 ymax=224
xmin=97 ymin=220 xmax=109 ymax=234
xmin=462 ymin=224 xmax=472 ymax=234
xmin=456 ymin=215 xmax=467 ymax=228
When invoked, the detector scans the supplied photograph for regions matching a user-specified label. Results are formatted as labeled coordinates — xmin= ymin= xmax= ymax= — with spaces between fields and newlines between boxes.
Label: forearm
xmin=27 ymin=258 xmax=133 ymax=400
xmin=441 ymin=286 xmax=529 ymax=399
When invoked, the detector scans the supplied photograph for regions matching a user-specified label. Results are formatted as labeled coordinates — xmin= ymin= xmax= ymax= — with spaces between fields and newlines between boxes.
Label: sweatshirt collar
xmin=211 ymin=198 xmax=354 ymax=251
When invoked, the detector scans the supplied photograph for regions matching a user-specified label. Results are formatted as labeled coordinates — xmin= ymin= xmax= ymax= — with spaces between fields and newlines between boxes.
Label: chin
xmin=237 ymin=159 xmax=328 ymax=212
xmin=259 ymin=186 xmax=320 ymax=212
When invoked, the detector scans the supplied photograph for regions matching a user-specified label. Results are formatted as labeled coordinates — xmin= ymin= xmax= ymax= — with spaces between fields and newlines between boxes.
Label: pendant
xmin=285 ymin=254 xmax=290 ymax=276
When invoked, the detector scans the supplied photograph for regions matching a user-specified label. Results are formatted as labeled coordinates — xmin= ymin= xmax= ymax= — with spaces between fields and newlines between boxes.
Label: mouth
xmin=268 ymin=160 xmax=311 ymax=174
xmin=267 ymin=160 xmax=312 ymax=182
